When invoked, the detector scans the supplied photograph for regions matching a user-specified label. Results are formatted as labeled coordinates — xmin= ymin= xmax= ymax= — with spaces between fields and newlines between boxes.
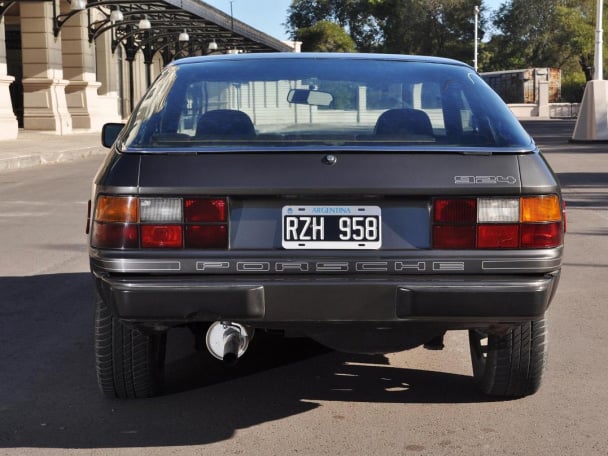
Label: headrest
xmin=374 ymin=108 xmax=433 ymax=138
xmin=196 ymin=109 xmax=255 ymax=139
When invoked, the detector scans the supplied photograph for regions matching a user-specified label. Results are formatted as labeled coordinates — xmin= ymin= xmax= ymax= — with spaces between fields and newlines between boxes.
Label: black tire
xmin=94 ymin=294 xmax=167 ymax=399
xmin=469 ymin=318 xmax=547 ymax=398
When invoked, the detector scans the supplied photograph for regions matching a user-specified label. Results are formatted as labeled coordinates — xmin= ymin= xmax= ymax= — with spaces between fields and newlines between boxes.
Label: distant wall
xmin=508 ymin=103 xmax=580 ymax=119
xmin=481 ymin=68 xmax=561 ymax=104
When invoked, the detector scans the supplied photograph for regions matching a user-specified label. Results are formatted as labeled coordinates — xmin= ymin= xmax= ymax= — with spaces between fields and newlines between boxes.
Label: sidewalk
xmin=0 ymin=130 xmax=106 ymax=172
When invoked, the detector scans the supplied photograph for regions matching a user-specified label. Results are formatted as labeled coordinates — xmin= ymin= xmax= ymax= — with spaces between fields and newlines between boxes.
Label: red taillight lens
xmin=521 ymin=222 xmax=563 ymax=248
xmin=433 ymin=195 xmax=563 ymax=250
xmin=519 ymin=196 xmax=563 ymax=248
xmin=185 ymin=225 xmax=228 ymax=248
xmin=477 ymin=224 xmax=519 ymax=248
xmin=184 ymin=198 xmax=227 ymax=222
xmin=433 ymin=198 xmax=476 ymax=223
xmin=433 ymin=199 xmax=476 ymax=249
xmin=91 ymin=195 xmax=230 ymax=250
xmin=183 ymin=198 xmax=228 ymax=248
xmin=432 ymin=225 xmax=476 ymax=249
xmin=91 ymin=223 xmax=139 ymax=249
xmin=141 ymin=225 xmax=183 ymax=248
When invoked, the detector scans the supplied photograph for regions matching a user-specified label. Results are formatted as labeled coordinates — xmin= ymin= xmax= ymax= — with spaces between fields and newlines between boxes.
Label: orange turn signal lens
xmin=520 ymin=195 xmax=561 ymax=222
xmin=95 ymin=196 xmax=139 ymax=223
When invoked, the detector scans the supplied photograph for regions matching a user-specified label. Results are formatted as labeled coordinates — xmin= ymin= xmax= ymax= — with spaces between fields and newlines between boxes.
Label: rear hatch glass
xmin=120 ymin=57 xmax=533 ymax=152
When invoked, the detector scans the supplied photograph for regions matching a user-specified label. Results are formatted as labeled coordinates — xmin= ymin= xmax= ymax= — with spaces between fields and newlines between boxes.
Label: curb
xmin=0 ymin=147 xmax=107 ymax=172
xmin=0 ymin=140 xmax=107 ymax=173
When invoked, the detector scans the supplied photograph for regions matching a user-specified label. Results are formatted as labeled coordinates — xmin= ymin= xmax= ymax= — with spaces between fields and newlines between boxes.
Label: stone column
xmin=60 ymin=3 xmax=99 ymax=129
xmin=537 ymin=80 xmax=550 ymax=119
xmin=133 ymin=49 xmax=146 ymax=111
xmin=95 ymin=28 xmax=121 ymax=119
xmin=20 ymin=0 xmax=71 ymax=133
xmin=356 ymin=85 xmax=367 ymax=123
xmin=0 ymin=17 xmax=18 ymax=139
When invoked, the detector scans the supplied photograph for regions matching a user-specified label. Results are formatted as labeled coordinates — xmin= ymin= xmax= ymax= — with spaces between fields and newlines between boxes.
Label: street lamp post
xmin=474 ymin=5 xmax=479 ymax=71
xmin=595 ymin=0 xmax=603 ymax=80
xmin=230 ymin=1 xmax=234 ymax=32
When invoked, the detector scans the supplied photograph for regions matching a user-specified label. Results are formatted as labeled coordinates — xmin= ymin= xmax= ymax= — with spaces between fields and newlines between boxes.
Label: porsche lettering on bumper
xmin=92 ymin=256 xmax=562 ymax=275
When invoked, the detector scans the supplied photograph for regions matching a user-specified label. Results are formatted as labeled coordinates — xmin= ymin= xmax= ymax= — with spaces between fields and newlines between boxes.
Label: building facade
xmin=0 ymin=0 xmax=295 ymax=140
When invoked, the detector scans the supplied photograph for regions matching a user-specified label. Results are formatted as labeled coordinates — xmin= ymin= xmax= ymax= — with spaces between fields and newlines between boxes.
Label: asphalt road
xmin=1 ymin=121 xmax=607 ymax=455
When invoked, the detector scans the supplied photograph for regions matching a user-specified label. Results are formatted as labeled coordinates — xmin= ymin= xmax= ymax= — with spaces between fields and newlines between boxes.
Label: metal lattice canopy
xmin=51 ymin=0 xmax=292 ymax=62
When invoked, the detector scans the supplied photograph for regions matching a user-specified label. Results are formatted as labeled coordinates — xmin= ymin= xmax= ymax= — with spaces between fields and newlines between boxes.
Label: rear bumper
xmin=94 ymin=272 xmax=560 ymax=326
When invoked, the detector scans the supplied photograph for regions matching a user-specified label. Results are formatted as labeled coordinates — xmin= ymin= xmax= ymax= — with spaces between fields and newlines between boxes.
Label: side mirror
xmin=101 ymin=123 xmax=125 ymax=148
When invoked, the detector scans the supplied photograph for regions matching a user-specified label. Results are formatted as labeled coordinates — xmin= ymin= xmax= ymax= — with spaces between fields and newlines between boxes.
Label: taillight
xmin=433 ymin=195 xmax=563 ymax=249
xmin=141 ymin=225 xmax=183 ymax=248
xmin=95 ymin=195 xmax=138 ymax=222
xmin=185 ymin=225 xmax=228 ymax=248
xmin=477 ymin=224 xmax=519 ymax=249
xmin=520 ymin=223 xmax=562 ymax=248
xmin=433 ymin=198 xmax=477 ymax=249
xmin=140 ymin=198 xmax=182 ymax=222
xmin=433 ymin=198 xmax=476 ymax=223
xmin=185 ymin=198 xmax=227 ymax=222
xmin=521 ymin=195 xmax=562 ymax=222
xmin=91 ymin=196 xmax=139 ymax=249
xmin=90 ymin=196 xmax=228 ymax=249
xmin=184 ymin=198 xmax=228 ymax=248
xmin=93 ymin=223 xmax=139 ymax=249
xmin=433 ymin=225 xmax=476 ymax=249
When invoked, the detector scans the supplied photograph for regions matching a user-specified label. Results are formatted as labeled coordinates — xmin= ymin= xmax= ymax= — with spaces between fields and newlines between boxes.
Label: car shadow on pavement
xmin=557 ymin=172 xmax=608 ymax=209
xmin=557 ymin=172 xmax=608 ymax=189
xmin=0 ymin=273 xmax=491 ymax=450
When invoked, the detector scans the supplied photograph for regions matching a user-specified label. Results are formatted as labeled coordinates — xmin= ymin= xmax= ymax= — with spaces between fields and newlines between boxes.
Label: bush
xmin=561 ymin=72 xmax=587 ymax=102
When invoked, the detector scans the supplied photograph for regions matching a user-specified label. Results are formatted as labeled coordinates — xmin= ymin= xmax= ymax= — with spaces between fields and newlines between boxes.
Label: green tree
xmin=286 ymin=0 xmax=604 ymax=82
xmin=286 ymin=0 xmax=488 ymax=60
xmin=372 ymin=0 xmax=487 ymax=63
xmin=286 ymin=0 xmax=381 ymax=51
xmin=295 ymin=20 xmax=357 ymax=52
xmin=486 ymin=0 xmax=596 ymax=73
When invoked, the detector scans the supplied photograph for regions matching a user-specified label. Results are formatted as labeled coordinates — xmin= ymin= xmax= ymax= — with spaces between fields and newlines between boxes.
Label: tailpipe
xmin=205 ymin=322 xmax=253 ymax=366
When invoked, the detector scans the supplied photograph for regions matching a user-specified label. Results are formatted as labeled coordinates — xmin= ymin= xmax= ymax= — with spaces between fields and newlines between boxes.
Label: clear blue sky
xmin=205 ymin=0 xmax=293 ymax=40
xmin=204 ymin=0 xmax=504 ymax=42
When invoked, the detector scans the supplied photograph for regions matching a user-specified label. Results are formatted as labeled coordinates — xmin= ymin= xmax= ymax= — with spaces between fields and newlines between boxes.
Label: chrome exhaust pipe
xmin=205 ymin=322 xmax=253 ymax=366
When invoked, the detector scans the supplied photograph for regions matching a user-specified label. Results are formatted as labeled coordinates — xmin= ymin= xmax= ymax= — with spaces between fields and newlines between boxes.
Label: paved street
xmin=0 ymin=120 xmax=607 ymax=455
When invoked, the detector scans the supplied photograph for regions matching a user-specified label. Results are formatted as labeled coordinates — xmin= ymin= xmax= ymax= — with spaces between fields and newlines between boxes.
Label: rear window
xmin=120 ymin=57 xmax=532 ymax=151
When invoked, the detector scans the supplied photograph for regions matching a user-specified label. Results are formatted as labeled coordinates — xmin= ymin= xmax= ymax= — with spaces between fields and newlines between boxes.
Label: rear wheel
xmin=94 ymin=294 xmax=167 ymax=399
xmin=469 ymin=318 xmax=547 ymax=398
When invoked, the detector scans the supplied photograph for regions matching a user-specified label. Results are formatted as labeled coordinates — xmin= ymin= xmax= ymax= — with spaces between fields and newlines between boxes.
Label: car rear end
xmin=89 ymin=54 xmax=564 ymax=398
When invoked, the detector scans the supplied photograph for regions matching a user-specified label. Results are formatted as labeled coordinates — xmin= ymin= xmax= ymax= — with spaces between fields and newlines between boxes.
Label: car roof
xmin=169 ymin=52 xmax=471 ymax=69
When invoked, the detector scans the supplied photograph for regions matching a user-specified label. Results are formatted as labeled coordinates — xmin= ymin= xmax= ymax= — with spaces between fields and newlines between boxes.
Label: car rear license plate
xmin=282 ymin=206 xmax=381 ymax=249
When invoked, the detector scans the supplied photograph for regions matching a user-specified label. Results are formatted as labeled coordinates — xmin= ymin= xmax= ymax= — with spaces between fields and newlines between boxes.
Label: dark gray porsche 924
xmin=89 ymin=53 xmax=565 ymax=399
